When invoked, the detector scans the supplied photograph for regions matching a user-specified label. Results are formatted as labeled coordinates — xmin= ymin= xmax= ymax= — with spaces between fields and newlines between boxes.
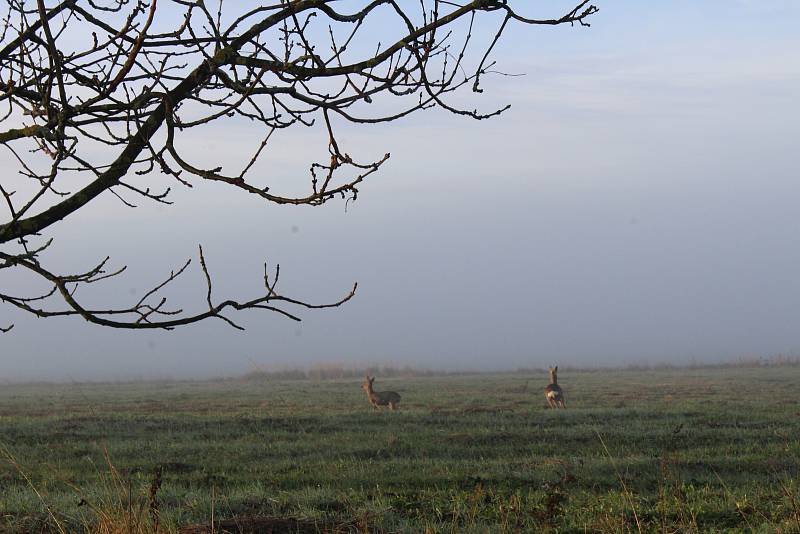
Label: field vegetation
xmin=2 ymin=364 xmax=799 ymax=533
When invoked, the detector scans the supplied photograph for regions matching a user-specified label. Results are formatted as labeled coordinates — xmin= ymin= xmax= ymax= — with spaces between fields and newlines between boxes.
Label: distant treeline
xmin=238 ymin=363 xmax=454 ymax=382
xmin=237 ymin=354 xmax=800 ymax=382
xmin=622 ymin=354 xmax=800 ymax=371
xmin=517 ymin=354 xmax=800 ymax=374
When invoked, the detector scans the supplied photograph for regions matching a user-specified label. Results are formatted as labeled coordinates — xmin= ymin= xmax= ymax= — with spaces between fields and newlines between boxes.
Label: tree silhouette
xmin=0 ymin=0 xmax=598 ymax=331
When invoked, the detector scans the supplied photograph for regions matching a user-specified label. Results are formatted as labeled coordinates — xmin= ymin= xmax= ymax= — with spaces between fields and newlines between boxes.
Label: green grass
xmin=2 ymin=366 xmax=800 ymax=532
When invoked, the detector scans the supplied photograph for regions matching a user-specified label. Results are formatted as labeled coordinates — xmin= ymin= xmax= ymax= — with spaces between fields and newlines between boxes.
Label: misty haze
xmin=3 ymin=2 xmax=799 ymax=382
xmin=1 ymin=1 xmax=799 ymax=533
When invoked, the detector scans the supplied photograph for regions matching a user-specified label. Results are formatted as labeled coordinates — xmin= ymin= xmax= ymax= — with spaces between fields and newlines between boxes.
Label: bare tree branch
xmin=0 ymin=0 xmax=598 ymax=332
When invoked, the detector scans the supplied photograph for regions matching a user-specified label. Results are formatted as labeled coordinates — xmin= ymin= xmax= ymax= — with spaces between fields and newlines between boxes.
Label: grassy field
xmin=2 ymin=366 xmax=800 ymax=533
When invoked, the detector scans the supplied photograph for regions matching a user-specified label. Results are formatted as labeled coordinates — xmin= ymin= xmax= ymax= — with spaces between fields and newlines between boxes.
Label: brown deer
xmin=362 ymin=375 xmax=401 ymax=411
xmin=544 ymin=366 xmax=566 ymax=408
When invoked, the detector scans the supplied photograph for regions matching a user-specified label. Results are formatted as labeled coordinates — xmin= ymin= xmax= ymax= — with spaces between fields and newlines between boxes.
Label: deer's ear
xmin=554 ymin=366 xmax=558 ymax=372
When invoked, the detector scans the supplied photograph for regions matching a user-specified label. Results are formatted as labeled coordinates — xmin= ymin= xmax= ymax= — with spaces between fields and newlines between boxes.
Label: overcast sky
xmin=2 ymin=1 xmax=800 ymax=381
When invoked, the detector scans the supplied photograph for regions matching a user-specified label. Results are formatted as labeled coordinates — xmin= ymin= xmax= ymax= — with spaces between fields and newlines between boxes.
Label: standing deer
xmin=362 ymin=375 xmax=401 ymax=411
xmin=544 ymin=366 xmax=566 ymax=408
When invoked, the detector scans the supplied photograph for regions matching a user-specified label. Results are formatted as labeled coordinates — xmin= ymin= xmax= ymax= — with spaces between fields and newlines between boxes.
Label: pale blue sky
xmin=2 ymin=1 xmax=799 ymax=380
